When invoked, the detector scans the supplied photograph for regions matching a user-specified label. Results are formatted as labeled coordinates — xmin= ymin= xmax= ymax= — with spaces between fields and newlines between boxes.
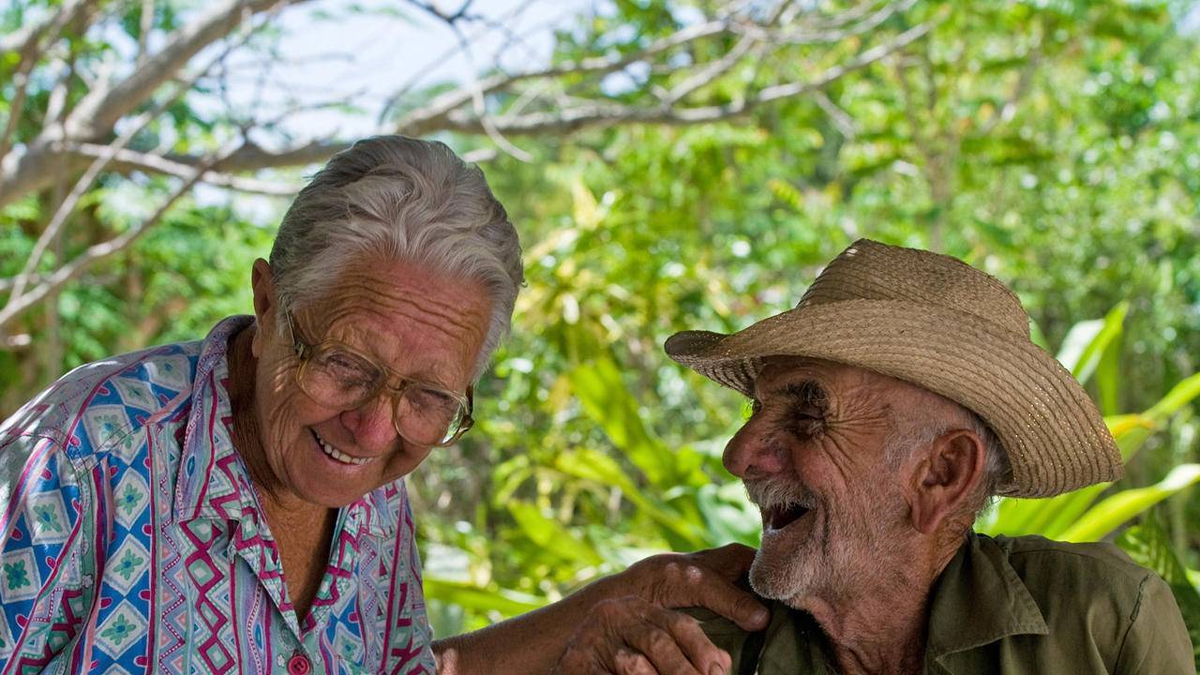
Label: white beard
xmin=746 ymin=474 xmax=906 ymax=608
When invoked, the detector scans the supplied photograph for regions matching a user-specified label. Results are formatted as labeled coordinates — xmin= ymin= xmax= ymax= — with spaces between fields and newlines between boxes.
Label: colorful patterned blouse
xmin=0 ymin=316 xmax=435 ymax=674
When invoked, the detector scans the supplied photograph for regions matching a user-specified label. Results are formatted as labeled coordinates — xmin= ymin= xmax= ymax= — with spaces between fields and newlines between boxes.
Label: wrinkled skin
xmin=552 ymin=544 xmax=769 ymax=675
xmin=723 ymin=356 xmax=984 ymax=675
xmin=242 ymin=255 xmax=492 ymax=507
xmin=728 ymin=357 xmax=912 ymax=607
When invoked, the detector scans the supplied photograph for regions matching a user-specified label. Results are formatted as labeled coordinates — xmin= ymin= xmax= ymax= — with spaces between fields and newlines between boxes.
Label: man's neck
xmin=796 ymin=539 xmax=963 ymax=675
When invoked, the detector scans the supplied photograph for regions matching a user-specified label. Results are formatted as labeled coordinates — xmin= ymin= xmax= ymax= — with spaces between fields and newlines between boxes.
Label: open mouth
xmin=763 ymin=503 xmax=811 ymax=533
xmin=312 ymin=430 xmax=375 ymax=466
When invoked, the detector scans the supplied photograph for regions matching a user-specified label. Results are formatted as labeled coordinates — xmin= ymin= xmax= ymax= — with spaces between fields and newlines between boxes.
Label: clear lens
xmin=296 ymin=342 xmax=470 ymax=446
xmin=396 ymin=385 xmax=467 ymax=445
xmin=300 ymin=346 xmax=382 ymax=409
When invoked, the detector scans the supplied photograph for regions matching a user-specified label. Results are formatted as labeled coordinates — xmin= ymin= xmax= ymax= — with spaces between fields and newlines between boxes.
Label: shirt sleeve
xmin=1113 ymin=572 xmax=1196 ymax=674
xmin=0 ymin=432 xmax=100 ymax=669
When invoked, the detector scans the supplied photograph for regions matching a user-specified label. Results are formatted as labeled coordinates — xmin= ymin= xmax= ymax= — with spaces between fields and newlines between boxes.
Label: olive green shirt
xmin=692 ymin=533 xmax=1194 ymax=674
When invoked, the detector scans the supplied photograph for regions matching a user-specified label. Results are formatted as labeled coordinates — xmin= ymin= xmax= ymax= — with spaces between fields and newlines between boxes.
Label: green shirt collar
xmin=748 ymin=532 xmax=1049 ymax=672
xmin=925 ymin=531 xmax=1049 ymax=661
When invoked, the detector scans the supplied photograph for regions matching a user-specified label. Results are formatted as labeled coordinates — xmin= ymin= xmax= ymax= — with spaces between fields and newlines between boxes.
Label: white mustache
xmin=744 ymin=476 xmax=818 ymax=511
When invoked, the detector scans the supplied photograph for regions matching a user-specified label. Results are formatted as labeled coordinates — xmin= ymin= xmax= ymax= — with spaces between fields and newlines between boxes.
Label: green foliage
xmin=3 ymin=0 xmax=1199 ymax=656
xmin=413 ymin=0 xmax=1200 ymax=643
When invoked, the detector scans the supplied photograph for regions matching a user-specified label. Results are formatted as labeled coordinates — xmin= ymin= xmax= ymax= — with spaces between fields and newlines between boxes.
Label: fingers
xmin=693 ymin=543 xmax=758 ymax=580
xmin=645 ymin=551 xmax=768 ymax=632
xmin=651 ymin=607 xmax=732 ymax=675
xmin=699 ymin=582 xmax=769 ymax=632
xmin=553 ymin=597 xmax=733 ymax=675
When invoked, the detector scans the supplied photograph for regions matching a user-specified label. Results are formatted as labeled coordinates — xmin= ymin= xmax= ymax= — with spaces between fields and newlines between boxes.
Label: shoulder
xmin=988 ymin=534 xmax=1194 ymax=672
xmin=991 ymin=533 xmax=1155 ymax=597
xmin=986 ymin=534 xmax=1188 ymax=658
xmin=0 ymin=339 xmax=203 ymax=463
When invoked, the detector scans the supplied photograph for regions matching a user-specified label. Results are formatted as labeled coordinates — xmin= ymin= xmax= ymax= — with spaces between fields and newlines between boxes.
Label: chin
xmin=750 ymin=548 xmax=806 ymax=603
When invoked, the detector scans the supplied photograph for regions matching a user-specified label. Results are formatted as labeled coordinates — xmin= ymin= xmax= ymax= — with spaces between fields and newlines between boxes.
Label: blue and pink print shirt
xmin=0 ymin=316 xmax=435 ymax=673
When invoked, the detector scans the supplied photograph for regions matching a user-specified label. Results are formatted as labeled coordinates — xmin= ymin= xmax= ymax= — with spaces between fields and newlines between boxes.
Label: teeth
xmin=313 ymin=431 xmax=374 ymax=466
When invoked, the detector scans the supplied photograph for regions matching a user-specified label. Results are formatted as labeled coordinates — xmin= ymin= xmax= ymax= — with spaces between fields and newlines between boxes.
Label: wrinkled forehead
xmin=751 ymin=356 xmax=967 ymax=428
xmin=752 ymin=356 xmax=890 ymax=393
xmin=752 ymin=356 xmax=942 ymax=417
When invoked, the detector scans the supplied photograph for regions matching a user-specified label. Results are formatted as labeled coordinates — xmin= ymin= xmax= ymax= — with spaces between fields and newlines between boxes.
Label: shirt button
xmin=287 ymin=653 xmax=311 ymax=675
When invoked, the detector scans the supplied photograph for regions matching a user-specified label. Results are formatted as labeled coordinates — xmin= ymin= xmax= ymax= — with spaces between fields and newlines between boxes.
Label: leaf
xmin=507 ymin=500 xmax=604 ymax=566
xmin=1145 ymin=372 xmax=1200 ymax=421
xmin=1059 ymin=465 xmax=1200 ymax=542
xmin=423 ymin=577 xmax=547 ymax=617
xmin=554 ymin=450 xmax=709 ymax=549
xmin=569 ymin=358 xmax=673 ymax=486
xmin=1055 ymin=302 xmax=1128 ymax=385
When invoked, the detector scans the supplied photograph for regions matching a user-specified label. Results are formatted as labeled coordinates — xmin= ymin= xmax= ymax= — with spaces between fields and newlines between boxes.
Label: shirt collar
xmin=172 ymin=315 xmax=398 ymax=538
xmin=925 ymin=531 xmax=1049 ymax=661
xmin=173 ymin=315 xmax=257 ymax=525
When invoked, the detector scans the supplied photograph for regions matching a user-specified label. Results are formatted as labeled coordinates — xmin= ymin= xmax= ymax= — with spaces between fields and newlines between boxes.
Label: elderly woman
xmin=0 ymin=136 xmax=764 ymax=674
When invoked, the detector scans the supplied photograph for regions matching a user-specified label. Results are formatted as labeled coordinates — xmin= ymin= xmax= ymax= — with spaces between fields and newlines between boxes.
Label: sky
xmin=216 ymin=0 xmax=594 ymax=144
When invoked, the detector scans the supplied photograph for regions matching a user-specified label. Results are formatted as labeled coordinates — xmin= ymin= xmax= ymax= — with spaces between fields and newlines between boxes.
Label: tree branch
xmin=66 ymin=0 xmax=309 ymax=137
xmin=0 ymin=147 xmax=237 ymax=336
xmin=0 ymin=0 xmax=102 ymax=168
xmin=71 ymin=144 xmax=301 ymax=195
xmin=421 ymin=22 xmax=932 ymax=135
xmin=8 ymin=13 xmax=274 ymax=303
xmin=390 ymin=17 xmax=735 ymax=134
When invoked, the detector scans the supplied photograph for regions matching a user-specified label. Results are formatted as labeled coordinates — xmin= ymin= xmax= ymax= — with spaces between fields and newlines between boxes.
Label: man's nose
xmin=723 ymin=419 xmax=788 ymax=479
xmin=340 ymin=395 xmax=399 ymax=449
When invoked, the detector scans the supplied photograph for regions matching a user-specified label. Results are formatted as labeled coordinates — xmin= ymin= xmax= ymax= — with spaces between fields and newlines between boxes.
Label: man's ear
xmin=250 ymin=258 xmax=276 ymax=358
xmin=908 ymin=429 xmax=985 ymax=535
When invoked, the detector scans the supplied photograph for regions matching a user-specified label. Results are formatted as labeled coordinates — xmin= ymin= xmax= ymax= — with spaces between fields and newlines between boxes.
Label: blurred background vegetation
xmin=2 ymin=0 xmax=1199 ymax=665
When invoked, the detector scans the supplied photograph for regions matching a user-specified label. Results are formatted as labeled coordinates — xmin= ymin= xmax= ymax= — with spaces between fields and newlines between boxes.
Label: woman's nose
xmin=340 ymin=394 xmax=399 ymax=449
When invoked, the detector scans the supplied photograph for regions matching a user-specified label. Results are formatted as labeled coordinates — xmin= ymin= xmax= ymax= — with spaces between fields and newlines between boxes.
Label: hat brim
xmin=665 ymin=298 xmax=1122 ymax=498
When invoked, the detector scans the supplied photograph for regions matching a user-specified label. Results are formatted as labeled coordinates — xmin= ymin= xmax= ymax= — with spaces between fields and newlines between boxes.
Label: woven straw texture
xmin=665 ymin=239 xmax=1122 ymax=498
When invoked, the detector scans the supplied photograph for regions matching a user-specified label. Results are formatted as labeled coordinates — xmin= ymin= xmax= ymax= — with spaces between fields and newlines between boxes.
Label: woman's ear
xmin=909 ymin=429 xmax=985 ymax=534
xmin=250 ymin=258 xmax=275 ymax=358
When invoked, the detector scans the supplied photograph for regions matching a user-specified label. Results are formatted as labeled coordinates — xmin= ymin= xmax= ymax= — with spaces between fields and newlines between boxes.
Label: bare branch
xmin=662 ymin=0 xmax=793 ymax=106
xmin=138 ymin=0 xmax=156 ymax=66
xmin=0 ymin=0 xmax=296 ymax=208
xmin=0 ymin=0 xmax=97 ymax=56
xmin=740 ymin=0 xmax=919 ymax=45
xmin=0 ymin=0 xmax=102 ymax=167
xmin=71 ymin=144 xmax=300 ymax=195
xmin=65 ymin=0 xmax=310 ymax=138
xmin=7 ymin=10 xmax=274 ymax=302
xmin=815 ymin=91 xmax=857 ymax=138
xmin=391 ymin=17 xmax=734 ymax=135
xmin=0 ymin=147 xmax=237 ymax=336
xmin=425 ymin=23 xmax=932 ymax=135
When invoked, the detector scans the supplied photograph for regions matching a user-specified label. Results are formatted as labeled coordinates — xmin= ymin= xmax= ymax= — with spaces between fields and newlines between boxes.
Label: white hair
xmin=268 ymin=136 xmax=524 ymax=378
xmin=883 ymin=398 xmax=1012 ymax=516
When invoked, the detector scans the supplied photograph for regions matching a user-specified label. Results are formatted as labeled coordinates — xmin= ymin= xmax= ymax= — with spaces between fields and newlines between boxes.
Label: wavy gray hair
xmin=883 ymin=397 xmax=1012 ymax=518
xmin=268 ymin=135 xmax=524 ymax=378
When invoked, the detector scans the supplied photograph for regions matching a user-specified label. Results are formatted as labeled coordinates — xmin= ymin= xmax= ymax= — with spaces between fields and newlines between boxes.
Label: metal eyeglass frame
xmin=283 ymin=309 xmax=475 ymax=446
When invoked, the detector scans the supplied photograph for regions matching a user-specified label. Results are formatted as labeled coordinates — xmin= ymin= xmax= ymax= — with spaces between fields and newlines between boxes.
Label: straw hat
xmin=665 ymin=238 xmax=1122 ymax=498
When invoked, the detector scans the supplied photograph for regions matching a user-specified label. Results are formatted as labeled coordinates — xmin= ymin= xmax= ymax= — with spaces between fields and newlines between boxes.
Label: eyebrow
xmin=778 ymin=380 xmax=829 ymax=411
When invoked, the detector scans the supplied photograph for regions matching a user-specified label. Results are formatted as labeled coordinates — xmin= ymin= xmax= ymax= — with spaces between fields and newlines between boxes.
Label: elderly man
xmin=657 ymin=240 xmax=1192 ymax=673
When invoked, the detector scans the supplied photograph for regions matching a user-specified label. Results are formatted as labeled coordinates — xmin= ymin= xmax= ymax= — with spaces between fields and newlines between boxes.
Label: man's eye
xmin=789 ymin=408 xmax=825 ymax=436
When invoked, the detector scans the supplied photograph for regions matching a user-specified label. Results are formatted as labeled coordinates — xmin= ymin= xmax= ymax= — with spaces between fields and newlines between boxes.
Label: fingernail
xmin=753 ymin=608 xmax=769 ymax=625
xmin=709 ymin=664 xmax=725 ymax=675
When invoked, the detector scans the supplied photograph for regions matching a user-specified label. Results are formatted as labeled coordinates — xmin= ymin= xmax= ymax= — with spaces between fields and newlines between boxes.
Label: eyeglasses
xmin=284 ymin=310 xmax=474 ymax=446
